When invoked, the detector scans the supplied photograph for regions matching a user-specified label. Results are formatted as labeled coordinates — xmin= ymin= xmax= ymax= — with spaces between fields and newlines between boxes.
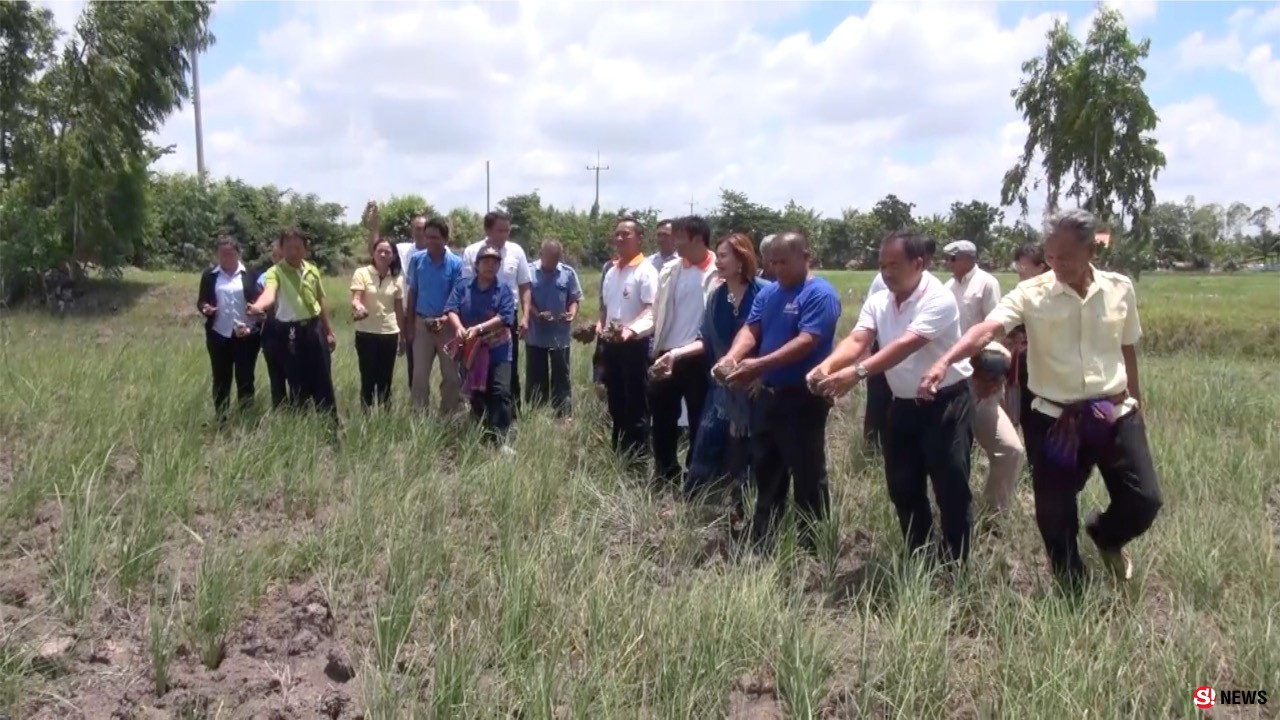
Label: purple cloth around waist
xmin=461 ymin=341 xmax=491 ymax=395
xmin=1043 ymin=397 xmax=1120 ymax=474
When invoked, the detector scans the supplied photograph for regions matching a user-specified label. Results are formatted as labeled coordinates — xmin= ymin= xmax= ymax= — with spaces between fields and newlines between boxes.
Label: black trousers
xmin=261 ymin=321 xmax=288 ymax=408
xmin=470 ymin=359 xmax=513 ymax=440
xmin=509 ymin=322 xmax=522 ymax=418
xmin=206 ymin=329 xmax=261 ymax=417
xmin=525 ymin=345 xmax=572 ymax=417
xmin=1022 ymin=406 xmax=1162 ymax=581
xmin=602 ymin=338 xmax=650 ymax=466
xmin=279 ymin=319 xmax=337 ymax=418
xmin=883 ymin=382 xmax=975 ymax=562
xmin=750 ymin=386 xmax=831 ymax=549
xmin=863 ymin=341 xmax=891 ymax=451
xmin=355 ymin=331 xmax=398 ymax=409
xmin=648 ymin=353 xmax=709 ymax=484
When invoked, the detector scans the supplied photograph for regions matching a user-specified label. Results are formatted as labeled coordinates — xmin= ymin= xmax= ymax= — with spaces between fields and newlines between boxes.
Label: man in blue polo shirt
xmin=404 ymin=217 xmax=465 ymax=415
xmin=716 ymin=230 xmax=841 ymax=551
xmin=526 ymin=239 xmax=581 ymax=419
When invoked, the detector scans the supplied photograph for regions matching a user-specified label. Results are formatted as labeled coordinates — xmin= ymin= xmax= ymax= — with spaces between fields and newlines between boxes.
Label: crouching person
xmin=445 ymin=245 xmax=516 ymax=449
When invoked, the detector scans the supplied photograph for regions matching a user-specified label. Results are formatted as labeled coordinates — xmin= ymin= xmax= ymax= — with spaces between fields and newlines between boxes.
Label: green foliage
xmin=1003 ymin=5 xmax=1166 ymax=279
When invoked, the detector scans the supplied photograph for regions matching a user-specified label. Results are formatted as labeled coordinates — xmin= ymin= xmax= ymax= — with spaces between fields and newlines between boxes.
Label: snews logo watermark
xmin=1194 ymin=686 xmax=1268 ymax=709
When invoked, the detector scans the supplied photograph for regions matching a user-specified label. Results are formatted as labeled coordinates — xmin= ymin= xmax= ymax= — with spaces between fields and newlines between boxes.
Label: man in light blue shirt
xmin=526 ymin=239 xmax=581 ymax=419
xmin=404 ymin=218 xmax=465 ymax=414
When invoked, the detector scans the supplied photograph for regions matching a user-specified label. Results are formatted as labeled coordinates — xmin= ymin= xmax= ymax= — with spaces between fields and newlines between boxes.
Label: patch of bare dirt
xmin=12 ymin=578 xmax=364 ymax=719
xmin=728 ymin=670 xmax=783 ymax=720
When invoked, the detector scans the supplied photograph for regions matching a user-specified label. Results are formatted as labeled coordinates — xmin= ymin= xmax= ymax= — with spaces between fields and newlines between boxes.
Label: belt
xmin=277 ymin=317 xmax=318 ymax=327
xmin=1039 ymin=391 xmax=1129 ymax=410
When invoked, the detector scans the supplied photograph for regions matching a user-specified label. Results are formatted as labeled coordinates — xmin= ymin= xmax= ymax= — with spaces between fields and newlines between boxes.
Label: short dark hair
xmin=425 ymin=217 xmax=450 ymax=241
xmin=214 ymin=235 xmax=240 ymax=254
xmin=672 ymin=215 xmax=712 ymax=246
xmin=483 ymin=210 xmax=511 ymax=231
xmin=1014 ymin=242 xmax=1046 ymax=266
xmin=973 ymin=347 xmax=1011 ymax=379
xmin=615 ymin=213 xmax=645 ymax=236
xmin=881 ymin=229 xmax=930 ymax=262
xmin=279 ymin=228 xmax=308 ymax=247
xmin=656 ymin=218 xmax=673 ymax=231
xmin=924 ymin=237 xmax=937 ymax=259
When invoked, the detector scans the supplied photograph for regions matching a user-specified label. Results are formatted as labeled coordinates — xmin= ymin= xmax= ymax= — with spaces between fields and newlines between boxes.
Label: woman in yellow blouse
xmin=350 ymin=237 xmax=406 ymax=409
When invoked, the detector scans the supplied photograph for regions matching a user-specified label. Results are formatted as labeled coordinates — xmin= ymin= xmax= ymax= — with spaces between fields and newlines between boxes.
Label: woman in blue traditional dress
xmin=656 ymin=232 xmax=767 ymax=528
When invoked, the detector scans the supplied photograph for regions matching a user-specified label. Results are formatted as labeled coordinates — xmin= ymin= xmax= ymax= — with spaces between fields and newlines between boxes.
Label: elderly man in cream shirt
xmin=942 ymin=239 xmax=1025 ymax=518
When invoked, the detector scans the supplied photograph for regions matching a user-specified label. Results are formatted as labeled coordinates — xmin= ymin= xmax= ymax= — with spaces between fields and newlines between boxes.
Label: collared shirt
xmin=746 ymin=276 xmax=842 ymax=388
xmin=855 ymin=271 xmax=972 ymax=399
xmin=868 ymin=272 xmax=888 ymax=296
xmin=648 ymin=250 xmax=678 ymax=272
xmin=460 ymin=239 xmax=532 ymax=306
xmin=263 ymin=261 xmax=325 ymax=322
xmin=528 ymin=262 xmax=582 ymax=349
xmin=212 ymin=263 xmax=249 ymax=339
xmin=396 ymin=242 xmax=418 ymax=279
xmin=445 ymin=278 xmax=517 ymax=363
xmin=350 ymin=265 xmax=404 ymax=335
xmin=655 ymin=253 xmax=718 ymax=353
xmin=602 ymin=253 xmax=660 ymax=329
xmin=986 ymin=266 xmax=1142 ymax=418
xmin=406 ymin=248 xmax=463 ymax=318
xmin=945 ymin=266 xmax=1001 ymax=333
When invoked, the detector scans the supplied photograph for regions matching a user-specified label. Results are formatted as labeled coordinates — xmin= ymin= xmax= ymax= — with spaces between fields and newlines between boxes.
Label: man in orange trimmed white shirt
xmin=599 ymin=216 xmax=661 ymax=468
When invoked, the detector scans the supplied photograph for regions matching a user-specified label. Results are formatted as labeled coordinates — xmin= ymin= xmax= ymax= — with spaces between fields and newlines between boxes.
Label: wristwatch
xmin=854 ymin=363 xmax=869 ymax=380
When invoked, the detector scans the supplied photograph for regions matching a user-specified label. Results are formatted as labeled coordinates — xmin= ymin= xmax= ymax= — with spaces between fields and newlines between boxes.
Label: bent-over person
xmin=921 ymin=209 xmax=1162 ymax=585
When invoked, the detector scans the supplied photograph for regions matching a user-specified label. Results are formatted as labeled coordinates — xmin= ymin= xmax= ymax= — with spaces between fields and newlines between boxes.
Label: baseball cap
xmin=943 ymin=240 xmax=977 ymax=257
xmin=476 ymin=246 xmax=502 ymax=263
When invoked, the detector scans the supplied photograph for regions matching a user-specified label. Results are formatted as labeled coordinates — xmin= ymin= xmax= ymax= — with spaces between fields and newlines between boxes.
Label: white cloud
xmin=46 ymin=0 xmax=1280 ymax=228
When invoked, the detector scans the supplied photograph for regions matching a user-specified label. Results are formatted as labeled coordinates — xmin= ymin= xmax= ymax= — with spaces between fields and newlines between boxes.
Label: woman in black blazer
xmin=196 ymin=236 xmax=263 ymax=419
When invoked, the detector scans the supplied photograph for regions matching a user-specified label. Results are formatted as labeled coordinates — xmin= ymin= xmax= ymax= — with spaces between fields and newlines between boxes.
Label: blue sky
xmin=49 ymin=0 xmax=1278 ymax=223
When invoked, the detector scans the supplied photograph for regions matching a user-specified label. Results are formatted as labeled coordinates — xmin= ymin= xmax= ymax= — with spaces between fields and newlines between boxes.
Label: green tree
xmin=871 ymin=193 xmax=915 ymax=232
xmin=377 ymin=194 xmax=436 ymax=241
xmin=1002 ymin=5 xmax=1165 ymax=279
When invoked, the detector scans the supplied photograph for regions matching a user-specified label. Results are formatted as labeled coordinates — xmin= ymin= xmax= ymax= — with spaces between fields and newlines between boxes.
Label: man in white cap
xmin=943 ymin=239 xmax=1024 ymax=517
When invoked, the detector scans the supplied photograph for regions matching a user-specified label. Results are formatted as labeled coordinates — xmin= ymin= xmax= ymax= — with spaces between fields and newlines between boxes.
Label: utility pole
xmin=586 ymin=150 xmax=608 ymax=219
xmin=687 ymin=195 xmax=697 ymax=215
xmin=191 ymin=41 xmax=206 ymax=181
xmin=485 ymin=160 xmax=491 ymax=212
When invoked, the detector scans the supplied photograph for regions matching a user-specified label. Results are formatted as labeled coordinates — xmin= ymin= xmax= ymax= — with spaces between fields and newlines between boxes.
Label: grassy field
xmin=0 ymin=268 xmax=1277 ymax=719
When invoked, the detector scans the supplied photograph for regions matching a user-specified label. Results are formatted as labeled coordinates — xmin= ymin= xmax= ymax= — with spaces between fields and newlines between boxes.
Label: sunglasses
xmin=945 ymin=254 xmax=959 ymax=262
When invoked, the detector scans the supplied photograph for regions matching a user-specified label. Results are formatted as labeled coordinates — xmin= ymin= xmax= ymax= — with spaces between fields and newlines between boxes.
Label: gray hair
xmin=1044 ymin=208 xmax=1097 ymax=244
xmin=760 ymin=234 xmax=777 ymax=252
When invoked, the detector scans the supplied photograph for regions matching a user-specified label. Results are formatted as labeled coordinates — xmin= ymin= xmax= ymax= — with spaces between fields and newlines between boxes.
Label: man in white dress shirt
xmin=810 ymin=230 xmax=976 ymax=562
xmin=461 ymin=211 xmax=533 ymax=414
xmin=647 ymin=215 xmax=720 ymax=486
xmin=943 ymin=240 xmax=1025 ymax=516
xmin=600 ymin=216 xmax=661 ymax=469
xmin=648 ymin=219 xmax=679 ymax=271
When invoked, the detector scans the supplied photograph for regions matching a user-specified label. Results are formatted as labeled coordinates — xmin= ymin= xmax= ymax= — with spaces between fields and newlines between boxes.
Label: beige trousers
xmin=973 ymin=391 xmax=1025 ymax=513
xmin=410 ymin=318 xmax=461 ymax=415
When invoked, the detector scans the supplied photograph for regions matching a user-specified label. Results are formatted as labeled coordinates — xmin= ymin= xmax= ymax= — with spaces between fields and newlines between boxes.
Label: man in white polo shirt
xmin=809 ymin=230 xmax=976 ymax=563
xmin=861 ymin=238 xmax=936 ymax=452
xmin=647 ymin=215 xmax=720 ymax=486
xmin=943 ymin=239 xmax=1025 ymax=517
xmin=461 ymin=210 xmax=533 ymax=413
xmin=600 ymin=215 xmax=661 ymax=468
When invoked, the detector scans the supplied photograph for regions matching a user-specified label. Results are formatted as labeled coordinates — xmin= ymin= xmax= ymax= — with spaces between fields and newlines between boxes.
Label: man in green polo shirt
xmin=248 ymin=228 xmax=338 ymax=418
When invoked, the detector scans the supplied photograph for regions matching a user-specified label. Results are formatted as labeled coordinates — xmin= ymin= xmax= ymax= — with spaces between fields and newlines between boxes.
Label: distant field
xmin=0 ymin=268 xmax=1277 ymax=718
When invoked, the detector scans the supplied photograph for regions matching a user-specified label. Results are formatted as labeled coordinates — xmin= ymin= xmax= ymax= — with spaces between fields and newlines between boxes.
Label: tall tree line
xmin=3 ymin=2 xmax=1277 ymax=305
